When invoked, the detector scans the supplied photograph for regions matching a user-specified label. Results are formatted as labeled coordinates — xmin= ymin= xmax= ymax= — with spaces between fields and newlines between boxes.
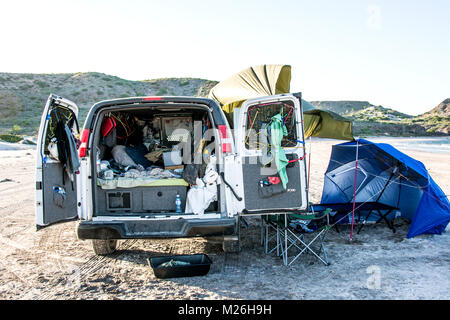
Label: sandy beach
xmin=0 ymin=139 xmax=448 ymax=300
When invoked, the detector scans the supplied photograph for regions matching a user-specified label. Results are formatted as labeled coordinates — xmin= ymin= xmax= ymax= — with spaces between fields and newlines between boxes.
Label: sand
xmin=0 ymin=139 xmax=448 ymax=300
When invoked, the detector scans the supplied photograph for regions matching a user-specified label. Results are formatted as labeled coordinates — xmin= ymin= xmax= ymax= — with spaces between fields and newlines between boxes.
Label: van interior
xmin=91 ymin=105 xmax=220 ymax=218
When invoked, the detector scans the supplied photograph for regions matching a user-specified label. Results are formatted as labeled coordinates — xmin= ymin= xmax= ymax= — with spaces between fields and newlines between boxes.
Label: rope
xmin=328 ymin=144 xmax=449 ymax=208
xmin=318 ymin=142 xmax=450 ymax=234
xmin=325 ymin=159 xmax=449 ymax=214
xmin=288 ymin=154 xmax=307 ymax=163
xmin=244 ymin=110 xmax=259 ymax=146
xmin=111 ymin=113 xmax=134 ymax=139
xmin=282 ymin=106 xmax=294 ymax=125
xmin=397 ymin=171 xmax=450 ymax=210
xmin=327 ymin=158 xmax=427 ymax=190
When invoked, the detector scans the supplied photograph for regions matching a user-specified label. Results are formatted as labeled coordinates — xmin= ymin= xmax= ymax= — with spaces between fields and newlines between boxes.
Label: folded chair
xmin=261 ymin=207 xmax=332 ymax=266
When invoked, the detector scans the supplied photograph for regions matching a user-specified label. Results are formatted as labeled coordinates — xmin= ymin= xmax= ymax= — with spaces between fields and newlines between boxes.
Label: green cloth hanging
xmin=270 ymin=112 xmax=289 ymax=189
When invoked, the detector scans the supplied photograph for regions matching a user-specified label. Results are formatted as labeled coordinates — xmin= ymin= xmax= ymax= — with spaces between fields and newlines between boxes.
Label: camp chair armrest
xmin=290 ymin=208 xmax=332 ymax=221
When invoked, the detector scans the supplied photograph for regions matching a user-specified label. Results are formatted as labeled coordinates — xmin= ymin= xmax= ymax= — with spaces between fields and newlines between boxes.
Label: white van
xmin=35 ymin=93 xmax=308 ymax=254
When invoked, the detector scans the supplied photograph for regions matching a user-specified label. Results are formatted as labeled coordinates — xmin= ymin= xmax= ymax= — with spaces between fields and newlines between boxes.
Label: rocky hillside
xmin=0 ymin=72 xmax=217 ymax=135
xmin=0 ymin=72 xmax=447 ymax=137
xmin=422 ymin=98 xmax=450 ymax=117
xmin=310 ymin=100 xmax=372 ymax=116
xmin=310 ymin=100 xmax=412 ymax=121
xmin=406 ymin=98 xmax=450 ymax=135
xmin=311 ymin=100 xmax=449 ymax=136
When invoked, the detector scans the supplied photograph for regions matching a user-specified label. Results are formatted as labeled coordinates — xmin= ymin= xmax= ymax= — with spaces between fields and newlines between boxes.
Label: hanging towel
xmin=269 ymin=112 xmax=289 ymax=189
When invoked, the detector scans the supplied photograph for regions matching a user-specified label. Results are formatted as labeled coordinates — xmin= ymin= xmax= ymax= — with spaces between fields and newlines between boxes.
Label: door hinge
xmin=36 ymin=182 xmax=42 ymax=190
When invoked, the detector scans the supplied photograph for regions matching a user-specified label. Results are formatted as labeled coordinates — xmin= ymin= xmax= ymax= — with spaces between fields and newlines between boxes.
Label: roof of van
xmin=82 ymin=96 xmax=227 ymax=129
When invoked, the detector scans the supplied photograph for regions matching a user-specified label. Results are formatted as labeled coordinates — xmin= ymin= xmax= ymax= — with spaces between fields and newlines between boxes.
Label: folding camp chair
xmin=261 ymin=215 xmax=283 ymax=256
xmin=261 ymin=208 xmax=332 ymax=266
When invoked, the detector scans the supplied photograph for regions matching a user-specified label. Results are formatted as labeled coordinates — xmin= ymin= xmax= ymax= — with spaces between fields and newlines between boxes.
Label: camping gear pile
xmin=98 ymin=112 xmax=175 ymax=182
xmin=97 ymin=112 xmax=193 ymax=187
xmin=96 ymin=110 xmax=222 ymax=215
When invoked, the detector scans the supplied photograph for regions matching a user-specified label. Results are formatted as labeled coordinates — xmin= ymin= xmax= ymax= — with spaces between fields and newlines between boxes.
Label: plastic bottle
xmin=175 ymin=193 xmax=182 ymax=213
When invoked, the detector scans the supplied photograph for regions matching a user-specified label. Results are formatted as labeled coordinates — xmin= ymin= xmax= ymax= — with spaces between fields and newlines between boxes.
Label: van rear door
xmin=232 ymin=94 xmax=308 ymax=214
xmin=35 ymin=94 xmax=81 ymax=228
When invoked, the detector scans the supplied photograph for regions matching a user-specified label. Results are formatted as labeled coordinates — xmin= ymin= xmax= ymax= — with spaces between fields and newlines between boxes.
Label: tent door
xmin=35 ymin=94 xmax=81 ymax=229
xmin=234 ymin=94 xmax=308 ymax=214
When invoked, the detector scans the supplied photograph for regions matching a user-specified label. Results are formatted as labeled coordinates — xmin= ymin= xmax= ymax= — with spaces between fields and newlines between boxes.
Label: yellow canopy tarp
xmin=208 ymin=64 xmax=353 ymax=140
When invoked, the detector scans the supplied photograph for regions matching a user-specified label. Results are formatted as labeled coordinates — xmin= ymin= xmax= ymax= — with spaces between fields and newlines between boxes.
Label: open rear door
xmin=233 ymin=94 xmax=308 ymax=214
xmin=35 ymin=94 xmax=81 ymax=229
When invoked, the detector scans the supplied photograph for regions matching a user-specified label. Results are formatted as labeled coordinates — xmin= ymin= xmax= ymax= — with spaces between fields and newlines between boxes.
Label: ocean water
xmin=367 ymin=136 xmax=450 ymax=154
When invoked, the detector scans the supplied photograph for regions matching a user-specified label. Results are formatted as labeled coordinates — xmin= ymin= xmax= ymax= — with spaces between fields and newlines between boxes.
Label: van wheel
xmin=92 ymin=239 xmax=117 ymax=255
xmin=222 ymin=239 xmax=241 ymax=253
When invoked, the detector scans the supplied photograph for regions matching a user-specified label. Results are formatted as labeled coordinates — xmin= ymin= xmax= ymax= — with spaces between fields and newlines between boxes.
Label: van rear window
xmin=44 ymin=105 xmax=78 ymax=154
xmin=245 ymin=101 xmax=297 ymax=150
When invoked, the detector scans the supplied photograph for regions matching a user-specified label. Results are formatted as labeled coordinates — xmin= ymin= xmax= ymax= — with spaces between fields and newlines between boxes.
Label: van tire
xmin=92 ymin=239 xmax=117 ymax=255
xmin=222 ymin=239 xmax=241 ymax=253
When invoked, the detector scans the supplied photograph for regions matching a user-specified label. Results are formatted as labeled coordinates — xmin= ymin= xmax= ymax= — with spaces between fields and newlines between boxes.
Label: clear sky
xmin=0 ymin=0 xmax=448 ymax=115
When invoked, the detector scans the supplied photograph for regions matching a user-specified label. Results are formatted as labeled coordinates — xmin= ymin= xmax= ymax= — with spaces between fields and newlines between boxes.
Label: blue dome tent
xmin=321 ymin=139 xmax=450 ymax=238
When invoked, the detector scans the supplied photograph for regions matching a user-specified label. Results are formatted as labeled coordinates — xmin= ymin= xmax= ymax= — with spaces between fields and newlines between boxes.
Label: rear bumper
xmin=77 ymin=217 xmax=237 ymax=240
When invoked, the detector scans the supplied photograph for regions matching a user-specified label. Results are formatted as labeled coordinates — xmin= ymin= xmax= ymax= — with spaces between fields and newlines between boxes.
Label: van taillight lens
xmin=218 ymin=125 xmax=232 ymax=153
xmin=142 ymin=97 xmax=163 ymax=101
xmin=78 ymin=129 xmax=90 ymax=158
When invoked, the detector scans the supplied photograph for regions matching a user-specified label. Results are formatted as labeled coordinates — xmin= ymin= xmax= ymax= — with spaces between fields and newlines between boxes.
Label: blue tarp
xmin=321 ymin=139 xmax=450 ymax=238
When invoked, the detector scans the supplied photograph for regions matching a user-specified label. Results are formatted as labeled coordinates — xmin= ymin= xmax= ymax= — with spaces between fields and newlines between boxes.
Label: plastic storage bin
xmin=148 ymin=254 xmax=212 ymax=279
xmin=163 ymin=150 xmax=182 ymax=167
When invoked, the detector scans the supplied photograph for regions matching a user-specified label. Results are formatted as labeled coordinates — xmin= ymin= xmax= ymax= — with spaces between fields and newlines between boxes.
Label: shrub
xmin=179 ymin=79 xmax=190 ymax=86
xmin=35 ymin=80 xmax=48 ymax=88
xmin=11 ymin=124 xmax=22 ymax=133
xmin=18 ymin=119 xmax=33 ymax=126
xmin=156 ymin=88 xmax=167 ymax=95
xmin=0 ymin=134 xmax=22 ymax=143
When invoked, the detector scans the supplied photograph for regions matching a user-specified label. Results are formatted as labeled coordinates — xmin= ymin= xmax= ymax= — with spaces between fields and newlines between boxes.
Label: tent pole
xmin=357 ymin=169 xmax=397 ymax=234
xmin=350 ymin=141 xmax=359 ymax=241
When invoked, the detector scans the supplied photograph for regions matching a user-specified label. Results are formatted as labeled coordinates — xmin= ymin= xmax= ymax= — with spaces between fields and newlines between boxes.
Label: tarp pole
xmin=350 ymin=141 xmax=359 ymax=240
xmin=307 ymin=136 xmax=312 ymax=189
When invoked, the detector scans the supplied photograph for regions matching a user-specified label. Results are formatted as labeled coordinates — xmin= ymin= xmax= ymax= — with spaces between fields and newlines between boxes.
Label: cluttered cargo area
xmin=92 ymin=104 xmax=221 ymax=217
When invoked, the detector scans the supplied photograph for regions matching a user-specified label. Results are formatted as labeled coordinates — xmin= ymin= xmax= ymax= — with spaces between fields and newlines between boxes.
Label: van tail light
xmin=142 ymin=97 xmax=163 ymax=101
xmin=78 ymin=129 xmax=90 ymax=158
xmin=218 ymin=125 xmax=232 ymax=154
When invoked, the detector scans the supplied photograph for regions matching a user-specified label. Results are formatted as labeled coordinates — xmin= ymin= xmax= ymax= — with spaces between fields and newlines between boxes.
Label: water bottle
xmin=175 ymin=193 xmax=182 ymax=213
